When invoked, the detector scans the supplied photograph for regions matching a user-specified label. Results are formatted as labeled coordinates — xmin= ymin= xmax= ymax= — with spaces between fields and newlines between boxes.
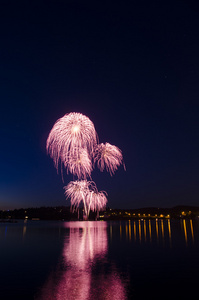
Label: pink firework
xmin=64 ymin=180 xmax=89 ymax=211
xmin=94 ymin=142 xmax=125 ymax=176
xmin=65 ymin=148 xmax=92 ymax=179
xmin=64 ymin=180 xmax=94 ymax=218
xmin=47 ymin=111 xmax=125 ymax=219
xmin=89 ymin=189 xmax=107 ymax=213
xmin=64 ymin=180 xmax=107 ymax=218
xmin=46 ymin=112 xmax=97 ymax=177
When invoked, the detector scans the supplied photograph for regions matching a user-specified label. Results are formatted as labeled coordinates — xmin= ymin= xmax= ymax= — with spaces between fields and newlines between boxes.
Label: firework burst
xmin=64 ymin=180 xmax=89 ymax=212
xmin=65 ymin=148 xmax=92 ymax=179
xmin=46 ymin=112 xmax=97 ymax=176
xmin=64 ymin=180 xmax=107 ymax=218
xmin=94 ymin=142 xmax=124 ymax=176
xmin=89 ymin=190 xmax=108 ymax=213
xmin=64 ymin=180 xmax=93 ymax=218
xmin=47 ymin=111 xmax=125 ymax=219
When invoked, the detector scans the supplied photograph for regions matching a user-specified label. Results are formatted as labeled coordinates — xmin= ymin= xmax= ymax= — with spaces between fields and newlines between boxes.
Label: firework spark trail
xmin=64 ymin=180 xmax=107 ymax=218
xmin=94 ymin=142 xmax=125 ymax=176
xmin=64 ymin=180 xmax=94 ymax=218
xmin=47 ymin=112 xmax=125 ymax=218
xmin=64 ymin=180 xmax=89 ymax=216
xmin=89 ymin=190 xmax=107 ymax=213
xmin=65 ymin=148 xmax=92 ymax=179
xmin=46 ymin=113 xmax=98 ymax=177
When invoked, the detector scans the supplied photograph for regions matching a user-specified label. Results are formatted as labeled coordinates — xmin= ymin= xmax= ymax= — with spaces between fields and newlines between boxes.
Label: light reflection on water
xmin=36 ymin=221 xmax=127 ymax=300
xmin=115 ymin=218 xmax=196 ymax=247
xmin=1 ymin=219 xmax=199 ymax=299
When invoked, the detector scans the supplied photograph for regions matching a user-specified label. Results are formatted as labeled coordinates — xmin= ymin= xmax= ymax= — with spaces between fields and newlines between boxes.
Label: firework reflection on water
xmin=36 ymin=221 xmax=127 ymax=300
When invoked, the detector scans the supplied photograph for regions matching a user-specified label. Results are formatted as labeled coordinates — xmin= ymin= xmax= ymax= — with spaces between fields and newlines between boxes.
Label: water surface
xmin=0 ymin=219 xmax=199 ymax=299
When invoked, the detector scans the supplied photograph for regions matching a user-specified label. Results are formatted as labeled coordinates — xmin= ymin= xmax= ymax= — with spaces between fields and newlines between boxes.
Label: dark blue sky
xmin=1 ymin=0 xmax=199 ymax=209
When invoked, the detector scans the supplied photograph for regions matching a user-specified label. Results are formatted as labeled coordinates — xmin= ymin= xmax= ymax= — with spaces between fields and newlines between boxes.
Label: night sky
xmin=1 ymin=0 xmax=199 ymax=210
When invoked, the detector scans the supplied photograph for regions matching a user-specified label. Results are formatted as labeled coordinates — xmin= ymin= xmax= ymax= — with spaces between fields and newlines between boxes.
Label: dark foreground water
xmin=0 ymin=218 xmax=199 ymax=299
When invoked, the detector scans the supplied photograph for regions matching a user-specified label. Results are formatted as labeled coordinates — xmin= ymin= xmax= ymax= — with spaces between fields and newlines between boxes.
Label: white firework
xmin=64 ymin=148 xmax=92 ymax=179
xmin=89 ymin=190 xmax=108 ymax=212
xmin=64 ymin=180 xmax=107 ymax=218
xmin=94 ymin=142 xmax=124 ymax=176
xmin=46 ymin=112 xmax=98 ymax=176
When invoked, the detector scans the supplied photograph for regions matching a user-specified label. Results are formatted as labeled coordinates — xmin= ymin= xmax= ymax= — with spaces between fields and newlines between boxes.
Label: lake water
xmin=0 ymin=219 xmax=199 ymax=299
